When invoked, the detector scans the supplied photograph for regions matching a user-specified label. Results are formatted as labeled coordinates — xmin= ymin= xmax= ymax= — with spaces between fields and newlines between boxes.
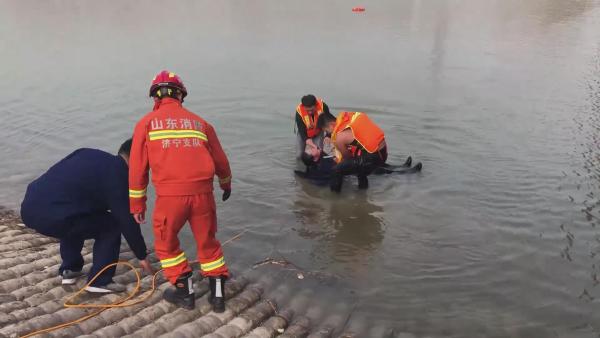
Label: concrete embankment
xmin=0 ymin=208 xmax=404 ymax=338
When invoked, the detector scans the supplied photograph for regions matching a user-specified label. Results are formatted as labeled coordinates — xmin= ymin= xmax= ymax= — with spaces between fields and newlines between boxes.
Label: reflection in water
xmin=569 ymin=44 xmax=600 ymax=305
xmin=528 ymin=0 xmax=594 ymax=26
xmin=324 ymin=195 xmax=385 ymax=252
xmin=430 ymin=0 xmax=447 ymax=94
xmin=293 ymin=179 xmax=385 ymax=269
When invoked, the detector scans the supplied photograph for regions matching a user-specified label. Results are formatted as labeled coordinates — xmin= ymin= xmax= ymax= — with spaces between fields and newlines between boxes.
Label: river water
xmin=2 ymin=1 xmax=600 ymax=337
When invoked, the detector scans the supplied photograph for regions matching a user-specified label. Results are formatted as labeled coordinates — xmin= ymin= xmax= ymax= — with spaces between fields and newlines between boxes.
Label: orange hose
xmin=20 ymin=229 xmax=248 ymax=338
xmin=21 ymin=261 xmax=166 ymax=338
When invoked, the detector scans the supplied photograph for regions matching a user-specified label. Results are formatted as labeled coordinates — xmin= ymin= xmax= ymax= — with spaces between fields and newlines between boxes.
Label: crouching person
xmin=20 ymin=139 xmax=152 ymax=293
xmin=319 ymin=112 xmax=388 ymax=192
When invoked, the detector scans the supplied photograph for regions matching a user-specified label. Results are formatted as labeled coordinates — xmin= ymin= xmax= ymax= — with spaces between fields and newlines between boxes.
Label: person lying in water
xmin=298 ymin=143 xmax=416 ymax=186
xmin=299 ymin=112 xmax=421 ymax=192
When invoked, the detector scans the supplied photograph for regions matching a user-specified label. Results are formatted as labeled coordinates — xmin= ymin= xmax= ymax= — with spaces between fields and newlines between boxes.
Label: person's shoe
xmin=61 ymin=270 xmax=84 ymax=285
xmin=163 ymin=272 xmax=195 ymax=310
xmin=358 ymin=175 xmax=369 ymax=189
xmin=209 ymin=276 xmax=226 ymax=313
xmin=84 ymin=282 xmax=127 ymax=293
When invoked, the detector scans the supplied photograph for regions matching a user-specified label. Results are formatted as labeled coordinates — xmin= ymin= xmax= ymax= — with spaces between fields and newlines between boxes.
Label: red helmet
xmin=149 ymin=70 xmax=188 ymax=99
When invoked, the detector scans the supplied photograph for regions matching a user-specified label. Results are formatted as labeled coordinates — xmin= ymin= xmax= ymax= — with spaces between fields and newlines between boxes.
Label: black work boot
xmin=330 ymin=171 xmax=343 ymax=193
xmin=208 ymin=276 xmax=226 ymax=313
xmin=358 ymin=175 xmax=369 ymax=189
xmin=163 ymin=272 xmax=194 ymax=310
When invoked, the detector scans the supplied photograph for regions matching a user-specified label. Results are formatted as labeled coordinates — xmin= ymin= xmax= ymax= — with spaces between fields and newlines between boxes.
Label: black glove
xmin=222 ymin=189 xmax=231 ymax=201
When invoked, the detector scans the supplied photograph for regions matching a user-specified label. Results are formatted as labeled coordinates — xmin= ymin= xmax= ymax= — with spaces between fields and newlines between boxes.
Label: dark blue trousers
xmin=27 ymin=211 xmax=121 ymax=286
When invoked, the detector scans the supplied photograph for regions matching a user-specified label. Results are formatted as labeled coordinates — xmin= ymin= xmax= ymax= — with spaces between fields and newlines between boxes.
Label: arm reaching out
xmin=206 ymin=123 xmax=232 ymax=200
xmin=335 ymin=129 xmax=354 ymax=161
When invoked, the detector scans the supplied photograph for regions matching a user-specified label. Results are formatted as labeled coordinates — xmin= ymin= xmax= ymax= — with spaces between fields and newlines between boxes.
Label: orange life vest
xmin=332 ymin=112 xmax=385 ymax=162
xmin=296 ymin=98 xmax=324 ymax=138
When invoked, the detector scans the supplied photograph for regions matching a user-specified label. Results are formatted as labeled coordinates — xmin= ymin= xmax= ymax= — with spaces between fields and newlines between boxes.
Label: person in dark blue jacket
xmin=20 ymin=139 xmax=153 ymax=293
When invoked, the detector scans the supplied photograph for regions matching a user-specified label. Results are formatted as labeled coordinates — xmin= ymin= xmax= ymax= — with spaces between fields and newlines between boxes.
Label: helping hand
xmin=139 ymin=259 xmax=155 ymax=275
xmin=311 ymin=147 xmax=321 ymax=162
xmin=222 ymin=189 xmax=231 ymax=201
xmin=133 ymin=213 xmax=146 ymax=224
xmin=305 ymin=143 xmax=321 ymax=161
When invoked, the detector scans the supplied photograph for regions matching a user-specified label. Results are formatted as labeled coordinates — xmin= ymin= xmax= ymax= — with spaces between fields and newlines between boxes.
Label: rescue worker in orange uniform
xmin=318 ymin=111 xmax=387 ymax=192
xmin=129 ymin=71 xmax=232 ymax=312
xmin=295 ymin=94 xmax=334 ymax=163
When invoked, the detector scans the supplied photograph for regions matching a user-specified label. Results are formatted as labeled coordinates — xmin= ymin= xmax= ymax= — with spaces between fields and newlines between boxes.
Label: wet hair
xmin=317 ymin=112 xmax=336 ymax=129
xmin=301 ymin=152 xmax=315 ymax=166
xmin=301 ymin=94 xmax=317 ymax=107
xmin=118 ymin=138 xmax=132 ymax=157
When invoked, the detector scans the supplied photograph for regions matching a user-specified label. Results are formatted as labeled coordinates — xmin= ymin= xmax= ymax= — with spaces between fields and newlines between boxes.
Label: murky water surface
xmin=2 ymin=1 xmax=600 ymax=336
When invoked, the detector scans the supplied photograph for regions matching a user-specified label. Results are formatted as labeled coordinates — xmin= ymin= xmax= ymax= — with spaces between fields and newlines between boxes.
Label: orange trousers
xmin=152 ymin=193 xmax=229 ymax=284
